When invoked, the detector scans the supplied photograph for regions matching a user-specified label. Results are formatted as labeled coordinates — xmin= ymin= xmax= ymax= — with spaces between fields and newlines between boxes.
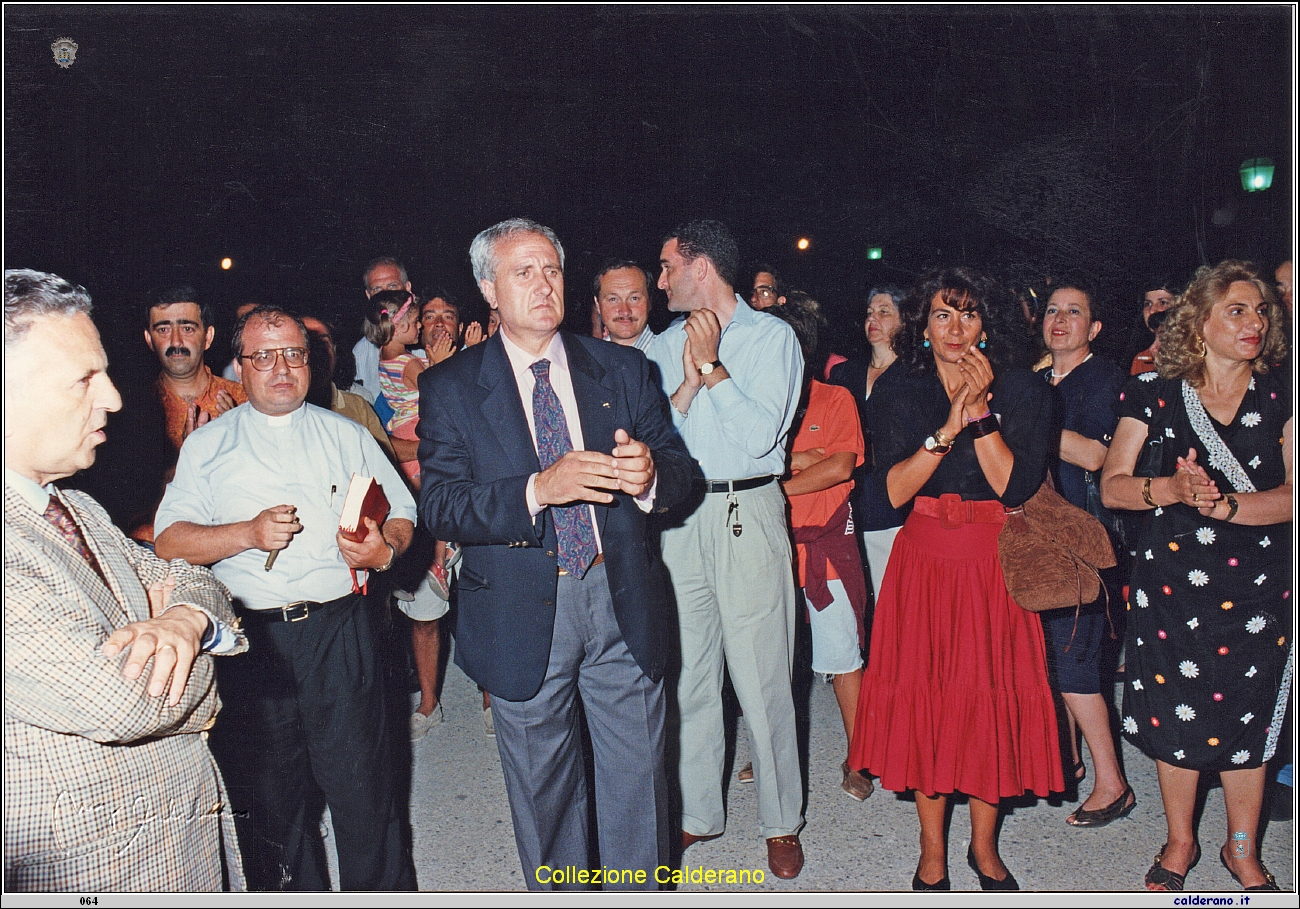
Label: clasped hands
xmin=938 ymin=346 xmax=996 ymax=437
xmin=680 ymin=309 xmax=722 ymax=387
xmin=1169 ymin=448 xmax=1223 ymax=516
xmin=180 ymin=390 xmax=238 ymax=442
xmin=534 ymin=428 xmax=655 ymax=506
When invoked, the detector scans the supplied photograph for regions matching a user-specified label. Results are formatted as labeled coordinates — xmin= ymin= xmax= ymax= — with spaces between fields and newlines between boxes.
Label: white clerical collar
xmin=4 ymin=466 xmax=54 ymax=512
xmin=255 ymin=403 xmax=305 ymax=427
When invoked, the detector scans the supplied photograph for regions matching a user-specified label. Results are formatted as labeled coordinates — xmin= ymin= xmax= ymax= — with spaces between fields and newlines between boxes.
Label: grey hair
xmin=5 ymin=269 xmax=93 ymax=349
xmin=469 ymin=218 xmax=565 ymax=285
xmin=363 ymin=256 xmax=408 ymax=290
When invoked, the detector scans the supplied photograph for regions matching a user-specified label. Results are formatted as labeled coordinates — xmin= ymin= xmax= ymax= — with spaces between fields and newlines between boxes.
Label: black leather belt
xmin=698 ymin=475 xmax=776 ymax=494
xmin=241 ymin=592 xmax=357 ymax=624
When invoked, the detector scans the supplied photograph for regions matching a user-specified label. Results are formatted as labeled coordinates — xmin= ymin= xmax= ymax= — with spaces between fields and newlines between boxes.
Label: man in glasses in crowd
xmin=155 ymin=304 xmax=418 ymax=891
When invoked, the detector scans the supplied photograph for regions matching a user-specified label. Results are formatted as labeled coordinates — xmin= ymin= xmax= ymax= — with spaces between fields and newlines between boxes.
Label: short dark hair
xmin=592 ymin=259 xmax=652 ymax=298
xmin=665 ymin=220 xmax=739 ymax=289
xmin=1142 ymin=275 xmax=1181 ymax=298
xmin=753 ymin=264 xmax=782 ymax=294
xmin=895 ymin=266 xmax=1035 ymax=374
xmin=420 ymin=290 xmax=461 ymax=326
xmin=1046 ymin=279 xmax=1098 ymax=323
xmin=4 ymin=269 xmax=93 ymax=349
xmin=231 ymin=304 xmax=309 ymax=361
xmin=143 ymin=285 xmax=212 ymax=330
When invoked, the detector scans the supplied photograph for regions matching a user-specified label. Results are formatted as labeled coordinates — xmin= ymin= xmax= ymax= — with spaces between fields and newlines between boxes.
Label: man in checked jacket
xmin=4 ymin=269 xmax=247 ymax=891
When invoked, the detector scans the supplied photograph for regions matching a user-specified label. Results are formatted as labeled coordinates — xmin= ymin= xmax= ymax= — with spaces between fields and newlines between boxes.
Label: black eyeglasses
xmin=240 ymin=347 xmax=309 ymax=371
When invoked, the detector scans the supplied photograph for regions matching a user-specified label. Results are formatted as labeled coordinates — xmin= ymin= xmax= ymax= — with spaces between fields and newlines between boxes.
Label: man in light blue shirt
xmin=350 ymin=256 xmax=412 ymax=404
xmin=155 ymin=304 xmax=417 ymax=891
xmin=646 ymin=220 xmax=806 ymax=879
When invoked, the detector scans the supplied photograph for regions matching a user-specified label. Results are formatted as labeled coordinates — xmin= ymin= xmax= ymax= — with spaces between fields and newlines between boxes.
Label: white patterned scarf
xmin=1181 ymin=380 xmax=1258 ymax=494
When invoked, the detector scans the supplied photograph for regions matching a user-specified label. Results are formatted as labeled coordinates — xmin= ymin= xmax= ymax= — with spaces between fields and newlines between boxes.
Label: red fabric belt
xmin=913 ymin=493 xmax=1006 ymax=529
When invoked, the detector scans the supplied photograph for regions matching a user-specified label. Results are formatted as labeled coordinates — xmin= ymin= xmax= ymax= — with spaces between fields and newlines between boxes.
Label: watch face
xmin=699 ymin=361 xmax=714 ymax=375
xmin=924 ymin=435 xmax=937 ymax=451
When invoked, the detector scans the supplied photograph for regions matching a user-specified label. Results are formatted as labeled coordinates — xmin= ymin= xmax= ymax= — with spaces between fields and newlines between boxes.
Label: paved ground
xmin=324 ymin=634 xmax=1295 ymax=895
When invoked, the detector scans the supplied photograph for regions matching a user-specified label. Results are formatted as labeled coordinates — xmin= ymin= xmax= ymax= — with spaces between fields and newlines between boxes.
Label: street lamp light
xmin=1239 ymin=158 xmax=1274 ymax=193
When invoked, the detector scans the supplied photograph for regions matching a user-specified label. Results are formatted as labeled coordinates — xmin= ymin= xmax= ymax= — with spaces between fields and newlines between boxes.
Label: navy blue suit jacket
xmin=416 ymin=331 xmax=699 ymax=701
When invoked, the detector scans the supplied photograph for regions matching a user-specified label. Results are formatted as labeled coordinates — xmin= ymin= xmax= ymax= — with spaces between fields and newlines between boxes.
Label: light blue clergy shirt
xmin=155 ymin=402 xmax=416 ymax=611
xmin=647 ymin=294 xmax=803 ymax=480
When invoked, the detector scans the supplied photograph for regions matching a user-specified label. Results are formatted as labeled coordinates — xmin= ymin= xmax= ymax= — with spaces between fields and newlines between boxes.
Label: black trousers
xmin=211 ymin=593 xmax=415 ymax=891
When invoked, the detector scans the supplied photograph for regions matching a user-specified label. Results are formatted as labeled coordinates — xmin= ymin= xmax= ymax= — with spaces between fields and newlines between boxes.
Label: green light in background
xmin=1239 ymin=158 xmax=1274 ymax=193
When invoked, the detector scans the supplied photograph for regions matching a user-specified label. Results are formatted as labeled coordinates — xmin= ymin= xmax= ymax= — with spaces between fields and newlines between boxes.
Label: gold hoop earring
xmin=1192 ymin=333 xmax=1206 ymax=361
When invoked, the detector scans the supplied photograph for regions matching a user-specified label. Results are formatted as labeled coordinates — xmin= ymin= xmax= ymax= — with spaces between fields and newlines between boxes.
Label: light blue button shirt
xmin=155 ymin=402 xmax=416 ymax=611
xmin=647 ymin=295 xmax=803 ymax=480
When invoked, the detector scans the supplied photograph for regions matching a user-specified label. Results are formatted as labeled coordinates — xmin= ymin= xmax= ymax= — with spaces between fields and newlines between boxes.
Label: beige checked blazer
xmin=4 ymin=484 xmax=248 ymax=892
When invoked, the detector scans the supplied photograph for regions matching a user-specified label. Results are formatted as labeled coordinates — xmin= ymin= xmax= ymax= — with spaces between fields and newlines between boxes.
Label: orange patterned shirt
xmin=155 ymin=366 xmax=247 ymax=452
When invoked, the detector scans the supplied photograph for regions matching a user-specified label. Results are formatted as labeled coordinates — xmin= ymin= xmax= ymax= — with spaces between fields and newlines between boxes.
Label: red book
xmin=338 ymin=475 xmax=389 ymax=594
xmin=338 ymin=474 xmax=389 ymax=541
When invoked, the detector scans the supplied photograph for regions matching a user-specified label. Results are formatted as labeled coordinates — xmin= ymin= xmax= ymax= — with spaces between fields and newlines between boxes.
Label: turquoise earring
xmin=979 ymin=338 xmax=987 ymax=349
xmin=923 ymin=339 xmax=931 ymax=348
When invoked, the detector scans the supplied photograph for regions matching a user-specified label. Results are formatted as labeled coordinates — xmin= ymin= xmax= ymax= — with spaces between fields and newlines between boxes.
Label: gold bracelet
xmin=1142 ymin=477 xmax=1156 ymax=508
xmin=1223 ymin=494 xmax=1239 ymax=522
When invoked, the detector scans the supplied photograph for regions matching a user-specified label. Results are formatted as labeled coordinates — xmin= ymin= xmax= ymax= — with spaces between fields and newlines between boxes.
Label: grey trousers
xmin=490 ymin=561 xmax=669 ymax=890
xmin=661 ymin=482 xmax=804 ymax=839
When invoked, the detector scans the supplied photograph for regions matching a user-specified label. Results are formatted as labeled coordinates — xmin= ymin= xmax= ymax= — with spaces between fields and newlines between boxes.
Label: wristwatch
xmin=924 ymin=427 xmax=956 ymax=455
xmin=374 ymin=542 xmax=396 ymax=572
xmin=699 ymin=359 xmax=723 ymax=376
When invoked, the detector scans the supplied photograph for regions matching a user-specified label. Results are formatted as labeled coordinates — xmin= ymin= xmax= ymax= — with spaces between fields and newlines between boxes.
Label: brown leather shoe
xmin=767 ymin=834 xmax=804 ymax=879
xmin=682 ymin=829 xmax=722 ymax=851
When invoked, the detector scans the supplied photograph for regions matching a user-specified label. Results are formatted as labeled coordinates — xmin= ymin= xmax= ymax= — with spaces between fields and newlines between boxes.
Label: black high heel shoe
xmin=967 ymin=846 xmax=1019 ymax=891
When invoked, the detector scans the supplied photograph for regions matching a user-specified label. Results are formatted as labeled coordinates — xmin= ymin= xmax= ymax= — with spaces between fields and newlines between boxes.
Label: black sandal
xmin=1066 ymin=786 xmax=1136 ymax=828
xmin=1219 ymin=846 xmax=1281 ymax=891
xmin=1144 ymin=843 xmax=1200 ymax=891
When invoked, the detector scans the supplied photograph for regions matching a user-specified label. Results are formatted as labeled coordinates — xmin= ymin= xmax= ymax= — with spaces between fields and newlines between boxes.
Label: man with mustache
xmin=594 ymin=260 xmax=656 ymax=352
xmin=144 ymin=286 xmax=246 ymax=455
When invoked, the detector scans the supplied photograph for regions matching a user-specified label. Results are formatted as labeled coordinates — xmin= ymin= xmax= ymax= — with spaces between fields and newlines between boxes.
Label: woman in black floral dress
xmin=1101 ymin=260 xmax=1292 ymax=892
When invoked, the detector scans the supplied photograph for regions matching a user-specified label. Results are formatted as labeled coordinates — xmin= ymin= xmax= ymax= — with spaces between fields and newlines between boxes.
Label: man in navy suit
xmin=417 ymin=219 xmax=697 ymax=889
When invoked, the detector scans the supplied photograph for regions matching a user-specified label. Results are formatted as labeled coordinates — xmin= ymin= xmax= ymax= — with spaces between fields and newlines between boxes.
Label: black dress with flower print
xmin=1119 ymin=371 xmax=1292 ymax=771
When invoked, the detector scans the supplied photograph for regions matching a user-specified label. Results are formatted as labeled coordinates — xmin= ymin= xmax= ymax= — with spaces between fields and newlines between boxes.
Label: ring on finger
xmin=1193 ymin=492 xmax=1199 ymax=503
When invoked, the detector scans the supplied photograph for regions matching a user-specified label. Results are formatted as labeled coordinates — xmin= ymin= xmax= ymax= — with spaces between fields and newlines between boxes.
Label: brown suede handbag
xmin=998 ymin=475 xmax=1118 ymax=612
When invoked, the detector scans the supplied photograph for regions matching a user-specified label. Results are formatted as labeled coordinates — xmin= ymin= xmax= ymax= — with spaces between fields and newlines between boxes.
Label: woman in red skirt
xmin=850 ymin=267 xmax=1063 ymax=890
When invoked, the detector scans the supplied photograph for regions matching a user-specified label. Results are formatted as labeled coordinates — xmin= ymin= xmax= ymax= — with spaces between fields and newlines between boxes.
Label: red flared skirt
xmin=849 ymin=502 xmax=1064 ymax=802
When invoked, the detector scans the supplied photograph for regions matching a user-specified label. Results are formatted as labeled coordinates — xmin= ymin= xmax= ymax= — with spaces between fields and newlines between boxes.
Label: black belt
xmin=698 ymin=475 xmax=776 ymax=494
xmin=240 ymin=592 xmax=358 ymax=624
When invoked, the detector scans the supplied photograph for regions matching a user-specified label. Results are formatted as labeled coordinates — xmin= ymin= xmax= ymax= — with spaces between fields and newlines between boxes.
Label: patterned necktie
xmin=43 ymin=494 xmax=107 ymax=583
xmin=530 ymin=359 xmax=597 ymax=578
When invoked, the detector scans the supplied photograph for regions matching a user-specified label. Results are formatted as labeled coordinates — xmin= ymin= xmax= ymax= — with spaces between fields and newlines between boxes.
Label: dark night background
xmin=5 ymin=5 xmax=1294 ymax=372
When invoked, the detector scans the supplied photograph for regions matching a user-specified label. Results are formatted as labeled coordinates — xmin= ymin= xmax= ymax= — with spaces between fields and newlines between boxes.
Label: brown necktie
xmin=43 ymin=495 xmax=108 ymax=584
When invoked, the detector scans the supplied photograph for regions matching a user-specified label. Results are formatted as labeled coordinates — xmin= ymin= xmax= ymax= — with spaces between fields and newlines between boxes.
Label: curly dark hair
xmin=894 ymin=266 xmax=1035 ymax=374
